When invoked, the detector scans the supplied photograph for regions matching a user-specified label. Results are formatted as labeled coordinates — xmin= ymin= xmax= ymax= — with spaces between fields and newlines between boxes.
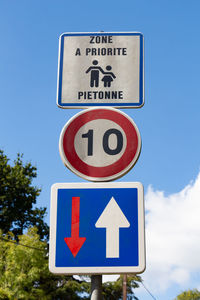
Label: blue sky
xmin=1 ymin=0 xmax=200 ymax=299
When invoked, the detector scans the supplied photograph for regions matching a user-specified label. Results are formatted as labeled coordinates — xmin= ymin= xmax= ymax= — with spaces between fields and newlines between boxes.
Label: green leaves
xmin=0 ymin=150 xmax=48 ymax=240
xmin=0 ymin=228 xmax=48 ymax=299
xmin=0 ymin=228 xmax=90 ymax=299
xmin=174 ymin=289 xmax=200 ymax=300
xmin=102 ymin=275 xmax=141 ymax=299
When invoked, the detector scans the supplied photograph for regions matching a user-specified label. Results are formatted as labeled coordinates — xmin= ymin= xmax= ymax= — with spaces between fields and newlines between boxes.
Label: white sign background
xmin=57 ymin=32 xmax=144 ymax=108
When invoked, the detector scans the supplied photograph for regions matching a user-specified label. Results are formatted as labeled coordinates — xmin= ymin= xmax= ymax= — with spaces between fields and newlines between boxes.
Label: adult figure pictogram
xmin=85 ymin=60 xmax=104 ymax=88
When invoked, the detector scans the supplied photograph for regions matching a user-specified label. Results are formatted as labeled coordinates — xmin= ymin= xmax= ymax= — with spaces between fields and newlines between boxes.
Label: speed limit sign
xmin=59 ymin=107 xmax=141 ymax=181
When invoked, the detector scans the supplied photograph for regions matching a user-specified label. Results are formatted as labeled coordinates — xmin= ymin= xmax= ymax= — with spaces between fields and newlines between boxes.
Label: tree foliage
xmin=102 ymin=274 xmax=141 ymax=299
xmin=0 ymin=227 xmax=90 ymax=299
xmin=174 ymin=289 xmax=200 ymax=300
xmin=0 ymin=150 xmax=48 ymax=240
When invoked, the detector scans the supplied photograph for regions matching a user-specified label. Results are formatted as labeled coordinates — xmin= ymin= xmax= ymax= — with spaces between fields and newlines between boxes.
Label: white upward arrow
xmin=95 ymin=197 xmax=130 ymax=258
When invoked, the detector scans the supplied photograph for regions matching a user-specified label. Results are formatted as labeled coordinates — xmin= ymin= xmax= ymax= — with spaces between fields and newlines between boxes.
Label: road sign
xmin=57 ymin=32 xmax=144 ymax=108
xmin=49 ymin=182 xmax=146 ymax=275
xmin=59 ymin=107 xmax=141 ymax=181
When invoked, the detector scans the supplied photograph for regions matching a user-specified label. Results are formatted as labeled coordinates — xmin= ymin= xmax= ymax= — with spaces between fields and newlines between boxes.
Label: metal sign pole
xmin=91 ymin=275 xmax=102 ymax=300
xmin=123 ymin=274 xmax=127 ymax=300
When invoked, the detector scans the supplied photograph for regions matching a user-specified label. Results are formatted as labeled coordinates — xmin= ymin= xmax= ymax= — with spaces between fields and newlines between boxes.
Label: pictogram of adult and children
xmin=86 ymin=60 xmax=116 ymax=88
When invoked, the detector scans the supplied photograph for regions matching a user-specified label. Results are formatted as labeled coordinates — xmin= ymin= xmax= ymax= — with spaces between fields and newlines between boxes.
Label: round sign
xmin=59 ymin=107 xmax=141 ymax=182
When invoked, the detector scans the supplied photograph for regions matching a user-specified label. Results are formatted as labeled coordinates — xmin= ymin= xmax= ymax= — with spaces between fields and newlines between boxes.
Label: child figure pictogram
xmin=101 ymin=66 xmax=116 ymax=87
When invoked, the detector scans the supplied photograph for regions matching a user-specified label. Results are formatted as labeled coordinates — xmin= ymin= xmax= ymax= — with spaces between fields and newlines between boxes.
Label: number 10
xmin=82 ymin=129 xmax=123 ymax=156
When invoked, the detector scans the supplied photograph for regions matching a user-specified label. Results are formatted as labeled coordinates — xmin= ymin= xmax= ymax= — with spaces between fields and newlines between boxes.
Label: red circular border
xmin=61 ymin=109 xmax=140 ymax=179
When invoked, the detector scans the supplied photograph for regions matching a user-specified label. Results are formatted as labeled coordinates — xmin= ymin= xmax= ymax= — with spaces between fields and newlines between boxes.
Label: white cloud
xmin=142 ymin=172 xmax=200 ymax=293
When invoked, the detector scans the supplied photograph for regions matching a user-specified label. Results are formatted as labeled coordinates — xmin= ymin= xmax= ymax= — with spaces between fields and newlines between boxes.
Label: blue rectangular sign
xmin=49 ymin=182 xmax=145 ymax=274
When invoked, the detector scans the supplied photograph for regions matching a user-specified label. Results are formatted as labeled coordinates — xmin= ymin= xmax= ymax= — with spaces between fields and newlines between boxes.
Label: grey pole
xmin=91 ymin=275 xmax=102 ymax=300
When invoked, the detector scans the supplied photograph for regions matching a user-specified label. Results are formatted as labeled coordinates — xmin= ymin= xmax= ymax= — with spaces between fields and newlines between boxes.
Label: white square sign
xmin=57 ymin=32 xmax=144 ymax=108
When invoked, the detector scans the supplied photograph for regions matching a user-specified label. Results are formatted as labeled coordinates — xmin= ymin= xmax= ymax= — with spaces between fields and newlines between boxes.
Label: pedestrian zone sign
xmin=57 ymin=32 xmax=144 ymax=108
xmin=49 ymin=182 xmax=146 ymax=275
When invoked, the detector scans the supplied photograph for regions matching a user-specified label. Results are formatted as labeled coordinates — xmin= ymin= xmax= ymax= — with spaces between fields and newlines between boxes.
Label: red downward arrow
xmin=64 ymin=197 xmax=86 ymax=257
